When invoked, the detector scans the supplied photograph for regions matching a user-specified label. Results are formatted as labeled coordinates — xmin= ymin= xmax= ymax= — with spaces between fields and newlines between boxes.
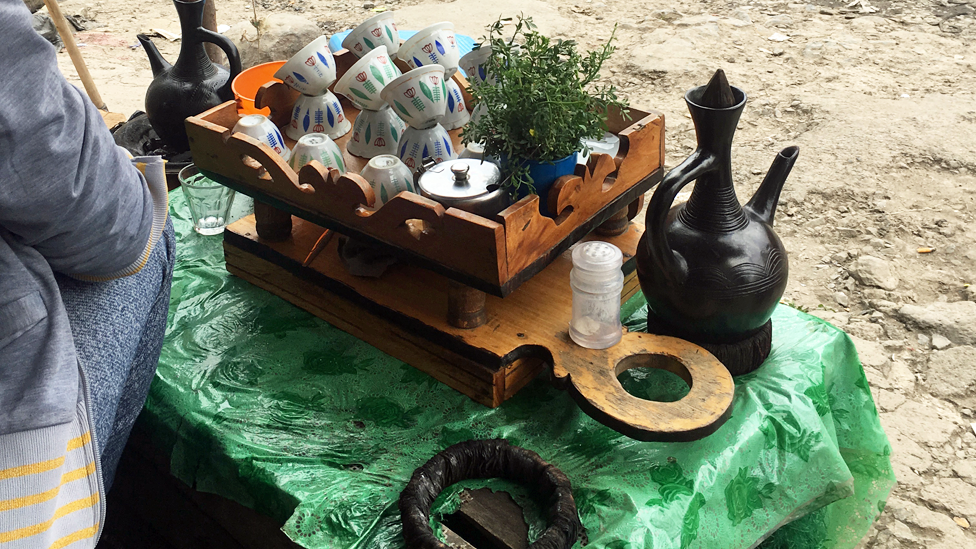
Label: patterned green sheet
xmin=142 ymin=190 xmax=894 ymax=548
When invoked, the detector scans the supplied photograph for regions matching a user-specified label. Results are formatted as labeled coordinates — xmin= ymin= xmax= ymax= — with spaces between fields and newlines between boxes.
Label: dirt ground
xmin=41 ymin=0 xmax=976 ymax=546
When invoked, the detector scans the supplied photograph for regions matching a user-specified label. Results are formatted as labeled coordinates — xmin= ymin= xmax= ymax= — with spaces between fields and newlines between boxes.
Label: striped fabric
xmin=0 ymin=379 xmax=102 ymax=549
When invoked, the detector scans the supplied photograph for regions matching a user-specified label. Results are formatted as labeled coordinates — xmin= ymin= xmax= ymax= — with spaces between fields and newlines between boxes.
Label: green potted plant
xmin=461 ymin=15 xmax=627 ymax=217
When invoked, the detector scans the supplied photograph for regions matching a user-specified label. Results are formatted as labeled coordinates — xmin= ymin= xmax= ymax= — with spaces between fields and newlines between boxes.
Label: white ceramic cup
xmin=359 ymin=154 xmax=415 ymax=209
xmin=439 ymin=78 xmax=470 ymax=131
xmin=274 ymin=36 xmax=338 ymax=96
xmin=232 ymin=114 xmax=290 ymax=160
xmin=398 ymin=22 xmax=460 ymax=77
xmin=459 ymin=45 xmax=493 ymax=86
xmin=287 ymin=90 xmax=351 ymax=141
xmin=341 ymin=11 xmax=400 ymax=57
xmin=334 ymin=46 xmax=402 ymax=111
xmin=396 ymin=124 xmax=457 ymax=172
xmin=287 ymin=133 xmax=346 ymax=173
xmin=347 ymin=106 xmax=407 ymax=159
xmin=380 ymin=65 xmax=448 ymax=130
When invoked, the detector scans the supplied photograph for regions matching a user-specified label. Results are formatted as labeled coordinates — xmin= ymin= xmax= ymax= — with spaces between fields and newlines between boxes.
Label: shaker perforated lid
xmin=572 ymin=242 xmax=623 ymax=272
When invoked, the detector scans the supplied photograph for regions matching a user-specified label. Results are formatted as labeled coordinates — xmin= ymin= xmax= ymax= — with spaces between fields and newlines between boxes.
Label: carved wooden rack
xmin=185 ymin=49 xmax=664 ymax=298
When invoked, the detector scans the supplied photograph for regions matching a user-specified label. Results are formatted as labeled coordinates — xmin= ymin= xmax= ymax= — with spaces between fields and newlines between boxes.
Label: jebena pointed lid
xmin=699 ymin=69 xmax=736 ymax=109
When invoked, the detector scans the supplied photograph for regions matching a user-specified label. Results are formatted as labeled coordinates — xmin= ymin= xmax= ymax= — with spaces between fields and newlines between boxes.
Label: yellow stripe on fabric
xmin=47 ymin=523 xmax=99 ymax=549
xmin=0 ymin=493 xmax=100 ymax=543
xmin=0 ymin=457 xmax=64 ymax=481
xmin=65 ymin=432 xmax=91 ymax=452
xmin=0 ymin=462 xmax=96 ymax=512
xmin=73 ymin=160 xmax=169 ymax=282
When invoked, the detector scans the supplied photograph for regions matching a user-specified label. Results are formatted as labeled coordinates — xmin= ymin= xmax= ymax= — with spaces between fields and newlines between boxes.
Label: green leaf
xmin=332 ymin=152 xmax=344 ymax=171
xmin=365 ymin=124 xmax=372 ymax=145
xmin=803 ymin=384 xmax=831 ymax=417
xmin=369 ymin=64 xmax=386 ymax=86
xmin=680 ymin=493 xmax=706 ymax=549
xmin=350 ymin=88 xmax=371 ymax=102
xmin=660 ymin=483 xmax=694 ymax=503
xmin=385 ymin=26 xmax=394 ymax=44
xmin=418 ymin=81 xmax=434 ymax=102
xmin=394 ymin=100 xmax=410 ymax=118
xmin=390 ymin=125 xmax=398 ymax=142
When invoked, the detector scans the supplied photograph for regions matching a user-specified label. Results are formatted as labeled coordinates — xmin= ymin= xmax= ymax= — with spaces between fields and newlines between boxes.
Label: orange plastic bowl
xmin=231 ymin=61 xmax=286 ymax=115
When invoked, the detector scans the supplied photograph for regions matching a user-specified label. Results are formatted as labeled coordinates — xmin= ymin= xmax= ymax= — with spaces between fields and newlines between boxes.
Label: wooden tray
xmin=186 ymin=49 xmax=664 ymax=298
xmin=223 ymin=215 xmax=734 ymax=442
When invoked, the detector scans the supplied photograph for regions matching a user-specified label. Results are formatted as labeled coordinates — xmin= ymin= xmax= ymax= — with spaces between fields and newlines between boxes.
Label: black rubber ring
xmin=398 ymin=439 xmax=583 ymax=549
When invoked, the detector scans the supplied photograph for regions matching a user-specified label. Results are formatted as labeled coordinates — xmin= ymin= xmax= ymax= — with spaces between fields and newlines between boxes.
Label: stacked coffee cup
xmin=275 ymin=37 xmax=350 ymax=145
xmin=335 ymin=13 xmax=406 ymax=159
xmin=398 ymin=22 xmax=470 ymax=132
xmin=376 ymin=22 xmax=471 ymax=172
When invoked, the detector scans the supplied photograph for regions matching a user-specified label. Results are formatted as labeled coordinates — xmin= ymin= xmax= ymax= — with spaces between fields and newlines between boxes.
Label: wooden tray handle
xmin=551 ymin=332 xmax=734 ymax=442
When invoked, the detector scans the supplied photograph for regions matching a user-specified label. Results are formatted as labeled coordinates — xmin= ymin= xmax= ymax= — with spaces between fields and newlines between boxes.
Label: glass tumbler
xmin=569 ymin=241 xmax=624 ymax=349
xmin=179 ymin=164 xmax=236 ymax=235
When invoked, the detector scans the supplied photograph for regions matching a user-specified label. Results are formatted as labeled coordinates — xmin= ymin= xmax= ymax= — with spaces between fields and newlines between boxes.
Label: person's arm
xmin=0 ymin=0 xmax=168 ymax=279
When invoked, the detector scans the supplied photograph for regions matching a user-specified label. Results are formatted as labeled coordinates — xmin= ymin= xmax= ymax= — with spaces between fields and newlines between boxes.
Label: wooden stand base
xmin=223 ymin=215 xmax=735 ymax=441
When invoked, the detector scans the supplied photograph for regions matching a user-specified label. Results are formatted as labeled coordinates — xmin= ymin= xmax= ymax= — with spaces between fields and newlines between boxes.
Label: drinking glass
xmin=179 ymin=164 xmax=236 ymax=235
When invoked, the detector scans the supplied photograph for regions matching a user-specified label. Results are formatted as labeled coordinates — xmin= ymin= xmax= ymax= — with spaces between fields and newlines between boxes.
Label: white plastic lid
xmin=572 ymin=241 xmax=623 ymax=273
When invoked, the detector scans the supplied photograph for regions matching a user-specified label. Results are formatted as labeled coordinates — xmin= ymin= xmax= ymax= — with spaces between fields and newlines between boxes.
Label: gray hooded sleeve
xmin=0 ymin=0 xmax=168 ymax=279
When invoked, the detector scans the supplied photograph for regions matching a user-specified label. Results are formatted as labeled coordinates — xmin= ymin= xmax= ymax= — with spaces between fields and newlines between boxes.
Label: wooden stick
xmin=302 ymin=229 xmax=334 ymax=267
xmin=201 ymin=0 xmax=221 ymax=64
xmin=43 ymin=0 xmax=107 ymax=111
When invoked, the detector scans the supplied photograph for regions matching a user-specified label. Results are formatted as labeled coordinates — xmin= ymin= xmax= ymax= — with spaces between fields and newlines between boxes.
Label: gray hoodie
xmin=0 ymin=0 xmax=168 ymax=545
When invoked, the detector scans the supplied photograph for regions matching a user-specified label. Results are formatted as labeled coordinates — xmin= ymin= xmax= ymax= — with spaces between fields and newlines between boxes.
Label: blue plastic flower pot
xmin=510 ymin=154 xmax=578 ymax=217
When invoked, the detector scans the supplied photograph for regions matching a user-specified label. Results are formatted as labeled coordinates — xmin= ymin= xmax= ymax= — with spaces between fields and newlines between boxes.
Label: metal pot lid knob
xmin=452 ymin=164 xmax=470 ymax=186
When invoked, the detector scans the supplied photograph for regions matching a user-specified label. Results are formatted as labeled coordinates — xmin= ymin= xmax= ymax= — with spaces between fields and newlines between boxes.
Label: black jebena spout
xmin=635 ymin=69 xmax=799 ymax=375
xmin=137 ymin=0 xmax=242 ymax=152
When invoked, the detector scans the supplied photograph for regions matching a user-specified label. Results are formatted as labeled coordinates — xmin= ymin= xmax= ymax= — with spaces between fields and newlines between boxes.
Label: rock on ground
xmin=920 ymin=478 xmax=976 ymax=521
xmin=925 ymin=346 xmax=976 ymax=408
xmin=851 ymin=256 xmax=899 ymax=291
xmin=898 ymin=301 xmax=976 ymax=346
xmin=884 ymin=497 xmax=974 ymax=548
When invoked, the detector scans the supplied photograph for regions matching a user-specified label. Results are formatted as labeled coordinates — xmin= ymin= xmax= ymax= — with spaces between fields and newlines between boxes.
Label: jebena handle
xmin=644 ymin=150 xmax=715 ymax=285
xmin=196 ymin=27 xmax=243 ymax=100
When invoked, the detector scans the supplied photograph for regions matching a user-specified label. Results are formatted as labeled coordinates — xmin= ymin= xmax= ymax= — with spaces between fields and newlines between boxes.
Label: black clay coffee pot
xmin=138 ymin=0 xmax=242 ymax=152
xmin=635 ymin=70 xmax=799 ymax=374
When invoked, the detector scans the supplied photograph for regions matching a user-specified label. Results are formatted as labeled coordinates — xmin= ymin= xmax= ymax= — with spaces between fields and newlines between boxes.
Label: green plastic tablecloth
xmin=142 ymin=190 xmax=895 ymax=549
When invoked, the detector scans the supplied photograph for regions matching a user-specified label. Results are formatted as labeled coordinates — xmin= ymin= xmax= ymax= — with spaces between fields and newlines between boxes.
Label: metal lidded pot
xmin=416 ymin=158 xmax=511 ymax=218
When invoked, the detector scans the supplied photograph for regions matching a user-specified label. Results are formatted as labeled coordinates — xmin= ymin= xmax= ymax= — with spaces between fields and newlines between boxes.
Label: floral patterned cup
xmin=334 ymin=46 xmax=401 ymax=111
xmin=459 ymin=45 xmax=493 ymax=87
xmin=274 ymin=36 xmax=337 ymax=96
xmin=359 ymin=154 xmax=415 ymax=210
xmin=398 ymin=22 xmax=460 ymax=78
xmin=396 ymin=124 xmax=457 ymax=172
xmin=232 ymin=114 xmax=290 ymax=160
xmin=287 ymin=90 xmax=351 ymax=141
xmin=439 ymin=78 xmax=470 ymax=131
xmin=347 ymin=106 xmax=407 ymax=159
xmin=287 ymin=133 xmax=346 ymax=174
xmin=380 ymin=65 xmax=448 ymax=130
xmin=342 ymin=11 xmax=400 ymax=58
